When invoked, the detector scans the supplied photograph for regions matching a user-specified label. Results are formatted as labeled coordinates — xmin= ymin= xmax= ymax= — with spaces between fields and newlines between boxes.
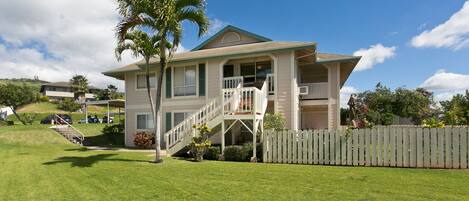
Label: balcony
xmin=299 ymin=82 xmax=328 ymax=100
xmin=223 ymin=74 xmax=274 ymax=95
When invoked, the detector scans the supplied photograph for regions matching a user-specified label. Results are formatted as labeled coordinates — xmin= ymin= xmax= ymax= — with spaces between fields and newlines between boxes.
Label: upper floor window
xmin=137 ymin=73 xmax=156 ymax=89
xmin=174 ymin=66 xmax=196 ymax=97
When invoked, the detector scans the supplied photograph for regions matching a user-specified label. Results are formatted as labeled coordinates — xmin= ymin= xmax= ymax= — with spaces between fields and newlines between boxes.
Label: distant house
xmin=40 ymin=82 xmax=98 ymax=101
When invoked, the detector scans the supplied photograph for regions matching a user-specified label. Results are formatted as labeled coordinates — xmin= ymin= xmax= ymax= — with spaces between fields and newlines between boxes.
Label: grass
xmin=1 ymin=125 xmax=469 ymax=200
xmin=7 ymin=102 xmax=122 ymax=124
xmin=74 ymin=124 xmax=124 ymax=147
xmin=17 ymin=102 xmax=118 ymax=114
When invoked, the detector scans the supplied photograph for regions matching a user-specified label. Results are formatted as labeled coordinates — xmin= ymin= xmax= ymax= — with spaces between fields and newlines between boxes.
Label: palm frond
xmin=177 ymin=9 xmax=208 ymax=37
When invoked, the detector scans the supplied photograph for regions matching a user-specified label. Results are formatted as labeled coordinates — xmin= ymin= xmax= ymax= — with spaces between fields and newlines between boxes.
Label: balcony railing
xmin=223 ymin=76 xmax=243 ymax=89
xmin=299 ymin=82 xmax=328 ymax=100
xmin=224 ymin=74 xmax=275 ymax=94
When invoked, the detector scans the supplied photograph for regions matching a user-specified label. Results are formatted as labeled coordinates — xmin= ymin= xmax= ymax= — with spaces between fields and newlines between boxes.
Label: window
xmin=173 ymin=112 xmax=191 ymax=126
xmin=137 ymin=113 xmax=154 ymax=129
xmin=137 ymin=73 xmax=156 ymax=89
xmin=240 ymin=63 xmax=255 ymax=86
xmin=174 ymin=66 xmax=196 ymax=96
xmin=223 ymin=65 xmax=234 ymax=77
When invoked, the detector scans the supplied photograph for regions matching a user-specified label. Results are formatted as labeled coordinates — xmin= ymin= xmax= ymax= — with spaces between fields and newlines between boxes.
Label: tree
xmin=351 ymin=83 xmax=435 ymax=125
xmin=116 ymin=30 xmax=161 ymax=150
xmin=96 ymin=85 xmax=123 ymax=100
xmin=70 ymin=75 xmax=89 ymax=101
xmin=58 ymin=98 xmax=82 ymax=113
xmin=0 ymin=83 xmax=37 ymax=125
xmin=440 ymin=91 xmax=469 ymax=125
xmin=116 ymin=0 xmax=209 ymax=163
xmin=107 ymin=85 xmax=121 ymax=99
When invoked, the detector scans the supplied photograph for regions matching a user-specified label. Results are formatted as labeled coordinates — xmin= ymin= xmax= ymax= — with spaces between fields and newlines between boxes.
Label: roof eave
xmin=316 ymin=56 xmax=361 ymax=64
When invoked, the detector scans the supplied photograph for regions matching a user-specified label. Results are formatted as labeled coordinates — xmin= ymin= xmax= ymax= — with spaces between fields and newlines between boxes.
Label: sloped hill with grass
xmin=0 ymin=78 xmax=48 ymax=92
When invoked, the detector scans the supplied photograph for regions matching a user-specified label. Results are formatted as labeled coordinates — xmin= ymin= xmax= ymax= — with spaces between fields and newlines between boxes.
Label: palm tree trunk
xmin=11 ymin=107 xmax=26 ymax=125
xmin=144 ymin=58 xmax=157 ymax=150
xmin=153 ymin=50 xmax=165 ymax=163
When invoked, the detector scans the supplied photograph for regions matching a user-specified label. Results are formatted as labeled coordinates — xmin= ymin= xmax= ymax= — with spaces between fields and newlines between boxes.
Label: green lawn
xmin=1 ymin=125 xmax=469 ymax=201
xmin=74 ymin=124 xmax=124 ymax=147
xmin=17 ymin=102 xmax=119 ymax=114
xmin=7 ymin=102 xmax=122 ymax=124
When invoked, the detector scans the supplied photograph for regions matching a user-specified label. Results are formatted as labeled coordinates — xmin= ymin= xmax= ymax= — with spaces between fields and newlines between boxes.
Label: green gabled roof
xmin=191 ymin=25 xmax=272 ymax=51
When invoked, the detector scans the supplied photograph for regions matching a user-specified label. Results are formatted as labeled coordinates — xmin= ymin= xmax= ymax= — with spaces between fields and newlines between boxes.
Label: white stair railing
xmin=165 ymin=82 xmax=243 ymax=150
xmin=53 ymin=114 xmax=85 ymax=144
xmin=165 ymin=80 xmax=273 ymax=155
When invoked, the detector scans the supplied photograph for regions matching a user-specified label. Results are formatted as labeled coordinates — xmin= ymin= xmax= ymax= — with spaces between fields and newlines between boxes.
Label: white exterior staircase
xmin=165 ymin=79 xmax=270 ymax=156
xmin=50 ymin=115 xmax=85 ymax=145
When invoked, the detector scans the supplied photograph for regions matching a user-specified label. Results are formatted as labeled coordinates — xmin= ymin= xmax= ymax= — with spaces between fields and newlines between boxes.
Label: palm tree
xmin=115 ymin=30 xmax=161 ymax=142
xmin=70 ymin=75 xmax=89 ymax=101
xmin=116 ymin=0 xmax=209 ymax=163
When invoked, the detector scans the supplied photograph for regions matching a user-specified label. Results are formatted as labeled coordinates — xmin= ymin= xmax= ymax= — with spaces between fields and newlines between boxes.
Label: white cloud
xmin=207 ymin=18 xmax=228 ymax=35
xmin=0 ymin=0 xmax=138 ymax=91
xmin=175 ymin=44 xmax=187 ymax=53
xmin=411 ymin=1 xmax=469 ymax=50
xmin=419 ymin=69 xmax=469 ymax=102
xmin=353 ymin=44 xmax=396 ymax=71
xmin=340 ymin=86 xmax=359 ymax=108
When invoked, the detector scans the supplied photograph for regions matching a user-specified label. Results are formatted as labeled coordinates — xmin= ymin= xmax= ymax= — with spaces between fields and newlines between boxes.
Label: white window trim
xmin=171 ymin=63 xmax=199 ymax=99
xmin=135 ymin=72 xmax=157 ymax=91
xmin=135 ymin=112 xmax=155 ymax=131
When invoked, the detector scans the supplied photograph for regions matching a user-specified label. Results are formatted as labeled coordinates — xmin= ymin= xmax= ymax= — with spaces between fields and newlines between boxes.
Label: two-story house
xmin=103 ymin=25 xmax=360 ymax=156
xmin=40 ymin=82 xmax=98 ymax=101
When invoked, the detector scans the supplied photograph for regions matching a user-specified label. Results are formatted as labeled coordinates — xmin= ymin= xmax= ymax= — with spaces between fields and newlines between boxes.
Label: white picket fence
xmin=263 ymin=127 xmax=469 ymax=169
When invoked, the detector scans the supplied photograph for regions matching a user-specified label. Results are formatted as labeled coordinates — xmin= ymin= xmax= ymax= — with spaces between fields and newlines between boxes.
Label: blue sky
xmin=179 ymin=0 xmax=469 ymax=101
xmin=0 ymin=0 xmax=468 ymax=103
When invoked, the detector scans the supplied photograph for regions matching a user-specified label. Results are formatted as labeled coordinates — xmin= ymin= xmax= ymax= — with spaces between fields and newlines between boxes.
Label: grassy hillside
xmin=17 ymin=102 xmax=117 ymax=114
xmin=7 ymin=102 xmax=121 ymax=124
xmin=0 ymin=78 xmax=48 ymax=92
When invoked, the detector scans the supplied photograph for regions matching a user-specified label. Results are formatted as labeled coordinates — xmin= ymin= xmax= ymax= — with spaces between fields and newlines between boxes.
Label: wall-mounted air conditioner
xmin=298 ymin=86 xmax=309 ymax=95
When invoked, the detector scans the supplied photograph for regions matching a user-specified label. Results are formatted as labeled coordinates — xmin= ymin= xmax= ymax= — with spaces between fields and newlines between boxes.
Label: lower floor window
xmin=173 ymin=112 xmax=191 ymax=126
xmin=137 ymin=113 xmax=154 ymax=129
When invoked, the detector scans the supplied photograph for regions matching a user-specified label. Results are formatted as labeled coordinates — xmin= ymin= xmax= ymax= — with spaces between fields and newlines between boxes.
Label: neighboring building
xmin=40 ymin=82 xmax=98 ymax=101
xmin=103 ymin=25 xmax=360 ymax=155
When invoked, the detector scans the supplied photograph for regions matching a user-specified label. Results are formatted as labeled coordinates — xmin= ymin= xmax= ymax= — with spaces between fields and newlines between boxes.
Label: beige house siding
xmin=201 ymin=30 xmax=264 ymax=50
xmin=206 ymin=58 xmax=224 ymax=99
xmin=273 ymin=51 xmax=295 ymax=129
xmin=301 ymin=107 xmax=328 ymax=129
xmin=327 ymin=62 xmax=340 ymax=129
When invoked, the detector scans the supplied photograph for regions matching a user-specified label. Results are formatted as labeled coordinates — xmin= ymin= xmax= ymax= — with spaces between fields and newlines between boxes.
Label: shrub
xmin=264 ymin=113 xmax=286 ymax=131
xmin=57 ymin=98 xmax=81 ymax=113
xmin=188 ymin=124 xmax=212 ymax=162
xmin=133 ymin=131 xmax=154 ymax=149
xmin=422 ymin=117 xmax=445 ymax=128
xmin=204 ymin=146 xmax=220 ymax=160
xmin=223 ymin=143 xmax=263 ymax=162
xmin=102 ymin=124 xmax=124 ymax=136
xmin=20 ymin=113 xmax=37 ymax=125
xmin=38 ymin=95 xmax=49 ymax=102
xmin=223 ymin=145 xmax=246 ymax=161
xmin=241 ymin=143 xmax=263 ymax=162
